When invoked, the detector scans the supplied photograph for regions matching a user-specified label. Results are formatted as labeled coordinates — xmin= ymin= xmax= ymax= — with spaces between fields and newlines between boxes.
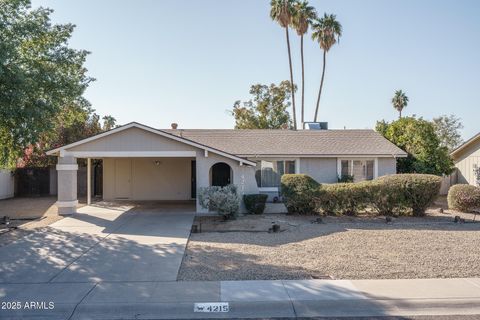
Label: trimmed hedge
xmin=315 ymin=174 xmax=442 ymax=216
xmin=448 ymin=184 xmax=480 ymax=213
xmin=378 ymin=174 xmax=442 ymax=216
xmin=243 ymin=194 xmax=268 ymax=214
xmin=317 ymin=182 xmax=369 ymax=215
xmin=280 ymin=174 xmax=321 ymax=214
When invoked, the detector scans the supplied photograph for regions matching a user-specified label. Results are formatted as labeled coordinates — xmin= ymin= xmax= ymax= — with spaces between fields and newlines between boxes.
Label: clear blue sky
xmin=33 ymin=0 xmax=480 ymax=139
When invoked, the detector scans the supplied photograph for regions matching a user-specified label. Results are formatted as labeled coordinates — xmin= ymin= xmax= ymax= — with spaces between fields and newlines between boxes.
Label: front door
xmin=211 ymin=162 xmax=231 ymax=187
xmin=114 ymin=159 xmax=132 ymax=199
xmin=191 ymin=160 xmax=196 ymax=198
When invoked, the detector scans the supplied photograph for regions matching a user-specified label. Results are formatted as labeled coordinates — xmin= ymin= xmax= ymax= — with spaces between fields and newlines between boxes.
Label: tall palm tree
xmin=291 ymin=0 xmax=317 ymax=129
xmin=311 ymin=13 xmax=342 ymax=122
xmin=392 ymin=90 xmax=409 ymax=118
xmin=270 ymin=0 xmax=297 ymax=130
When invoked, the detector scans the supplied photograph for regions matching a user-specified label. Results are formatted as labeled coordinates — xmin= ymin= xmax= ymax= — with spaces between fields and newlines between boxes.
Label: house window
xmin=339 ymin=159 xmax=376 ymax=182
xmin=341 ymin=160 xmax=350 ymax=177
xmin=255 ymin=160 xmax=296 ymax=188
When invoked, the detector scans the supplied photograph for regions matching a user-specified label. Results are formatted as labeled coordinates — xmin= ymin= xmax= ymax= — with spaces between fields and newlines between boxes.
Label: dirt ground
xmin=178 ymin=198 xmax=480 ymax=281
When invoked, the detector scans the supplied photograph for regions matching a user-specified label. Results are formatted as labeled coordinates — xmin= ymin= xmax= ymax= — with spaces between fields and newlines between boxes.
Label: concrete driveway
xmin=0 ymin=203 xmax=195 ymax=283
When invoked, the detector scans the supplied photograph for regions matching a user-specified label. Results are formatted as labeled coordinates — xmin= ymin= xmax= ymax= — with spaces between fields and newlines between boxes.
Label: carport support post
xmin=87 ymin=158 xmax=91 ymax=205
xmin=56 ymin=155 xmax=78 ymax=215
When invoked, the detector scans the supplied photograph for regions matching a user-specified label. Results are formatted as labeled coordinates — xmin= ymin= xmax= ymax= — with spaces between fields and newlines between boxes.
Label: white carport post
xmin=87 ymin=158 xmax=91 ymax=205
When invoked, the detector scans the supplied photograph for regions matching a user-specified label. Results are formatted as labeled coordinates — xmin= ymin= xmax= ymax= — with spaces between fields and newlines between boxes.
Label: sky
xmin=32 ymin=0 xmax=480 ymax=140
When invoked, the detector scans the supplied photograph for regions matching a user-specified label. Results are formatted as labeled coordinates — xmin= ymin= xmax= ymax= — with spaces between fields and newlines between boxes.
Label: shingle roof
xmin=164 ymin=129 xmax=407 ymax=157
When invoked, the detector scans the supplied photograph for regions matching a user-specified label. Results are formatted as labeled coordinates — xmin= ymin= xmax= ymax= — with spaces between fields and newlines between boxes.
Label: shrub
xmin=280 ymin=174 xmax=321 ymax=214
xmin=448 ymin=184 xmax=480 ymax=212
xmin=316 ymin=182 xmax=370 ymax=215
xmin=243 ymin=194 xmax=268 ymax=214
xmin=337 ymin=174 xmax=354 ymax=183
xmin=198 ymin=184 xmax=240 ymax=219
xmin=364 ymin=180 xmax=406 ymax=216
xmin=378 ymin=174 xmax=442 ymax=216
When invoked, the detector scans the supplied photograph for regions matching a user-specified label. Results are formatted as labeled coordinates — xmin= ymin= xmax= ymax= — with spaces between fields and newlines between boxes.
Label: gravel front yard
xmin=178 ymin=212 xmax=480 ymax=281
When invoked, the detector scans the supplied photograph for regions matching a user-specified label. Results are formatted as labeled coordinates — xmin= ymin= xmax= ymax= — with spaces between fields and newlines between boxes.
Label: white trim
xmin=204 ymin=150 xmax=208 ymax=157
xmin=56 ymin=200 xmax=78 ymax=208
xmin=295 ymin=158 xmax=300 ymax=173
xmin=47 ymin=122 xmax=255 ymax=166
xmin=337 ymin=158 xmax=342 ymax=178
xmin=87 ymin=158 xmax=91 ymax=205
xmin=259 ymin=187 xmax=279 ymax=192
xmin=64 ymin=151 xmax=197 ymax=158
xmin=56 ymin=164 xmax=79 ymax=171
xmin=245 ymin=154 xmax=407 ymax=158
xmin=374 ymin=158 xmax=379 ymax=179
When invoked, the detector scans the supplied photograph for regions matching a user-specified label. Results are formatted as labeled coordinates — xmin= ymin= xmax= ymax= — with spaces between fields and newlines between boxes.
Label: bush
xmin=378 ymin=174 xmax=442 ymax=216
xmin=316 ymin=174 xmax=441 ymax=216
xmin=198 ymin=184 xmax=240 ymax=219
xmin=448 ymin=184 xmax=480 ymax=212
xmin=280 ymin=174 xmax=321 ymax=214
xmin=316 ymin=182 xmax=369 ymax=215
xmin=243 ymin=194 xmax=268 ymax=214
xmin=364 ymin=180 xmax=407 ymax=216
xmin=337 ymin=174 xmax=354 ymax=183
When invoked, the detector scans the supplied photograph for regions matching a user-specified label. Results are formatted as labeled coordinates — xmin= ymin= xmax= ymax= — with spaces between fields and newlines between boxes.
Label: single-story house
xmin=451 ymin=132 xmax=480 ymax=186
xmin=46 ymin=122 xmax=407 ymax=214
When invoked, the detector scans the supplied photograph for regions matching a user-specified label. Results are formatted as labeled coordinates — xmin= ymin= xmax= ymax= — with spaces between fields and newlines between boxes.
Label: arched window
xmin=210 ymin=162 xmax=232 ymax=187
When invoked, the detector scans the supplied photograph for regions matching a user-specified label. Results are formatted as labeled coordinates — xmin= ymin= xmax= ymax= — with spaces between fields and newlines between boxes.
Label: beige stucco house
xmin=451 ymin=132 xmax=480 ymax=186
xmin=46 ymin=122 xmax=407 ymax=214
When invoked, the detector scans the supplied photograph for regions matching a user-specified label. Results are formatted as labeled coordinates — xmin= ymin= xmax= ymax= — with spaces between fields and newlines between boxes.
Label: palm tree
xmin=311 ymin=13 xmax=342 ymax=122
xmin=102 ymin=115 xmax=117 ymax=131
xmin=291 ymin=0 xmax=317 ymax=129
xmin=270 ymin=0 xmax=297 ymax=130
xmin=392 ymin=90 xmax=409 ymax=118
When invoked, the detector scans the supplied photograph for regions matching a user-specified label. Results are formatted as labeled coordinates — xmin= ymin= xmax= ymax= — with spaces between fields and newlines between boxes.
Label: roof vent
xmin=305 ymin=122 xmax=328 ymax=130
xmin=171 ymin=123 xmax=178 ymax=129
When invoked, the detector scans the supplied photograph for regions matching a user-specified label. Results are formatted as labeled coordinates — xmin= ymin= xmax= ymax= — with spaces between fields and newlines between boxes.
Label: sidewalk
xmin=1 ymin=278 xmax=480 ymax=319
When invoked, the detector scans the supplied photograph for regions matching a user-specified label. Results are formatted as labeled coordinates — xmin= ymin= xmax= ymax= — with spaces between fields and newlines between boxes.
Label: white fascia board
xmin=243 ymin=154 xmax=408 ymax=158
xmin=65 ymin=151 xmax=197 ymax=158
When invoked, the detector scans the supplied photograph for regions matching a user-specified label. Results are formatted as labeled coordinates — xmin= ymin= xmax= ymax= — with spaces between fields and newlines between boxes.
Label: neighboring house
xmin=451 ymin=132 xmax=480 ymax=186
xmin=46 ymin=122 xmax=407 ymax=214
xmin=0 ymin=169 xmax=14 ymax=200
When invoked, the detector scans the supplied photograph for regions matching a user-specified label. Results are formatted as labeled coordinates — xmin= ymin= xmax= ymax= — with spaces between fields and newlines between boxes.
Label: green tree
xmin=270 ymin=0 xmax=297 ymax=130
xmin=311 ymin=13 xmax=342 ymax=122
xmin=19 ymin=102 xmax=116 ymax=168
xmin=291 ymin=0 xmax=317 ymax=128
xmin=376 ymin=117 xmax=454 ymax=175
xmin=0 ymin=0 xmax=92 ymax=168
xmin=392 ymin=90 xmax=409 ymax=118
xmin=432 ymin=114 xmax=463 ymax=152
xmin=231 ymin=81 xmax=294 ymax=129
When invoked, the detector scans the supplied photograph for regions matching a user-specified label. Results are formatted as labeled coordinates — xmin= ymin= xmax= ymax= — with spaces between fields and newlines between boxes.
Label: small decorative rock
xmin=454 ymin=216 xmax=465 ymax=223
xmin=438 ymin=208 xmax=444 ymax=214
xmin=272 ymin=224 xmax=280 ymax=232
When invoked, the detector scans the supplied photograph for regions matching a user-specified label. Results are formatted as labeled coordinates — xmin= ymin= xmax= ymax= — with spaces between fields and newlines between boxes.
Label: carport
xmin=46 ymin=122 xmax=258 ymax=214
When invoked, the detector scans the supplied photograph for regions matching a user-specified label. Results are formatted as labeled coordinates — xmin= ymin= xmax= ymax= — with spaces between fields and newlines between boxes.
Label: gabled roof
xmin=46 ymin=122 xmax=257 ymax=166
xmin=164 ymin=129 xmax=408 ymax=157
xmin=451 ymin=132 xmax=480 ymax=159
